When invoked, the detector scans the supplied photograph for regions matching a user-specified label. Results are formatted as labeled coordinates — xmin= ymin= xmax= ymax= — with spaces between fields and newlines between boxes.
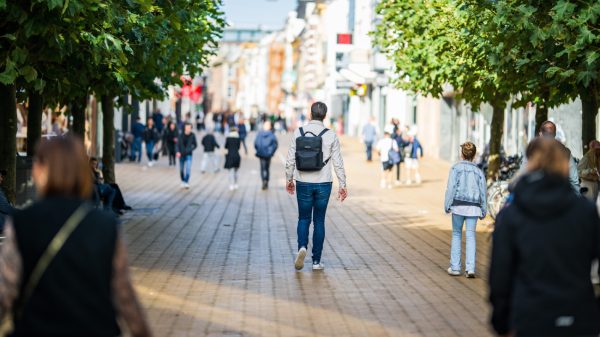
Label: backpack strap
xmin=299 ymin=127 xmax=305 ymax=137
xmin=317 ymin=128 xmax=329 ymax=137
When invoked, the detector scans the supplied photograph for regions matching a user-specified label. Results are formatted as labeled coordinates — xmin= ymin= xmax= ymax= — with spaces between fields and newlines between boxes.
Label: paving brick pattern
xmin=116 ymin=133 xmax=495 ymax=337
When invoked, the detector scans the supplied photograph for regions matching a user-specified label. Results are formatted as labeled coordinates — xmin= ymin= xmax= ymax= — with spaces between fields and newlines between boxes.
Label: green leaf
xmin=587 ymin=51 xmax=599 ymax=66
xmin=1 ymin=34 xmax=16 ymax=41
xmin=0 ymin=63 xmax=17 ymax=85
xmin=20 ymin=66 xmax=38 ymax=82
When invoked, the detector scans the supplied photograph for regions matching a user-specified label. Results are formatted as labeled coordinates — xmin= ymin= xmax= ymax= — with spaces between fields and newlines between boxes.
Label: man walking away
xmin=255 ymin=121 xmax=278 ymax=190
xmin=376 ymin=126 xmax=399 ymax=189
xmin=201 ymin=129 xmax=220 ymax=173
xmin=143 ymin=118 xmax=160 ymax=167
xmin=177 ymin=123 xmax=197 ymax=189
xmin=286 ymin=102 xmax=348 ymax=271
xmin=164 ymin=121 xmax=179 ymax=166
xmin=362 ymin=116 xmax=378 ymax=162
xmin=130 ymin=117 xmax=145 ymax=162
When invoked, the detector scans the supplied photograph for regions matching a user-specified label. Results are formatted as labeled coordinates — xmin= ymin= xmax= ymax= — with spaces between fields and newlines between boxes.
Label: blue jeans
xmin=131 ymin=137 xmax=142 ymax=162
xmin=97 ymin=184 xmax=116 ymax=211
xmin=365 ymin=141 xmax=374 ymax=160
xmin=146 ymin=141 xmax=155 ymax=161
xmin=450 ymin=214 xmax=478 ymax=272
xmin=296 ymin=181 xmax=332 ymax=263
xmin=179 ymin=155 xmax=193 ymax=183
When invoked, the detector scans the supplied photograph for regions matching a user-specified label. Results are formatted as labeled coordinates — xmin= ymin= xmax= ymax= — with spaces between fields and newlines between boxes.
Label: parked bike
xmin=485 ymin=155 xmax=522 ymax=219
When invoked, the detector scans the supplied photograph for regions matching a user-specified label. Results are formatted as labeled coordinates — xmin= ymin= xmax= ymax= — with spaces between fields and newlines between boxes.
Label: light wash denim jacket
xmin=444 ymin=161 xmax=487 ymax=217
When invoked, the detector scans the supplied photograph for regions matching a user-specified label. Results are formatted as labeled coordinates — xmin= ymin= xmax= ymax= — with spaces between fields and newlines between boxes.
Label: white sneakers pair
xmin=228 ymin=184 xmax=239 ymax=191
xmin=294 ymin=247 xmax=324 ymax=271
xmin=448 ymin=267 xmax=475 ymax=278
xmin=180 ymin=182 xmax=190 ymax=189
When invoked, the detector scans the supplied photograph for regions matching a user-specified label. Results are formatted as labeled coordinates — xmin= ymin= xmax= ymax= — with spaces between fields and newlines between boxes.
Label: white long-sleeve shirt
xmin=285 ymin=120 xmax=347 ymax=188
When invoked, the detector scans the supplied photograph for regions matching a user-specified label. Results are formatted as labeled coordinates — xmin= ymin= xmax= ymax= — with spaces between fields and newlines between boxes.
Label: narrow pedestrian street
xmin=116 ymin=134 xmax=494 ymax=337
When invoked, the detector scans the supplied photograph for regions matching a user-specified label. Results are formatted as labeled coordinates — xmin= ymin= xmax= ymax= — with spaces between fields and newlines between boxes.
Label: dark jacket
xmin=11 ymin=197 xmax=120 ymax=337
xmin=164 ymin=127 xmax=179 ymax=150
xmin=201 ymin=134 xmax=220 ymax=153
xmin=131 ymin=122 xmax=145 ymax=138
xmin=142 ymin=127 xmax=160 ymax=143
xmin=177 ymin=133 xmax=197 ymax=157
xmin=254 ymin=130 xmax=278 ymax=158
xmin=224 ymin=135 xmax=241 ymax=169
xmin=238 ymin=124 xmax=248 ymax=139
xmin=489 ymin=172 xmax=600 ymax=337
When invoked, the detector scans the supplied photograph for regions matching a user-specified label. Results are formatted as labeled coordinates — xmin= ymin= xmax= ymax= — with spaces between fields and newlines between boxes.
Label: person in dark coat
xmin=254 ymin=121 xmax=278 ymax=190
xmin=176 ymin=123 xmax=197 ymax=189
xmin=164 ymin=122 xmax=179 ymax=166
xmin=142 ymin=118 xmax=160 ymax=167
xmin=238 ymin=118 xmax=248 ymax=155
xmin=200 ymin=129 xmax=220 ymax=173
xmin=489 ymin=137 xmax=600 ymax=337
xmin=224 ymin=127 xmax=241 ymax=191
xmin=0 ymin=136 xmax=152 ymax=337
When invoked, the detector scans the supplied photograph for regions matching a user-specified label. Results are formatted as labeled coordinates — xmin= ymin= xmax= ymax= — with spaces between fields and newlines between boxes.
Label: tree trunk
xmin=488 ymin=102 xmax=505 ymax=181
xmin=0 ymin=83 xmax=18 ymax=203
xmin=27 ymin=91 xmax=43 ymax=156
xmin=580 ymin=81 xmax=598 ymax=153
xmin=101 ymin=95 xmax=116 ymax=184
xmin=535 ymin=89 xmax=549 ymax=135
xmin=71 ymin=95 xmax=88 ymax=139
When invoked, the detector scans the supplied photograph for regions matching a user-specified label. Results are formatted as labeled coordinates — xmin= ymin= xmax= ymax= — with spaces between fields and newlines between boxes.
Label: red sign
xmin=337 ymin=33 xmax=353 ymax=45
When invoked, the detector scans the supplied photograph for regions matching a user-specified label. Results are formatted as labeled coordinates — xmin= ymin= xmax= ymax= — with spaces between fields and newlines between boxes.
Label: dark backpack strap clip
xmin=299 ymin=127 xmax=305 ymax=136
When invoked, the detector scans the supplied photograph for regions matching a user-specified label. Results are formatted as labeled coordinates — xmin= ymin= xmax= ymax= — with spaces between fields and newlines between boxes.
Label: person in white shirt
xmin=376 ymin=126 xmax=399 ymax=189
xmin=285 ymin=102 xmax=347 ymax=271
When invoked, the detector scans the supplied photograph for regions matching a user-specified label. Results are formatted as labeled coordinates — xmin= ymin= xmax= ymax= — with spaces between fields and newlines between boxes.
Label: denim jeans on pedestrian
xmin=131 ymin=137 xmax=142 ymax=162
xmin=179 ymin=155 xmax=193 ymax=183
xmin=146 ymin=141 xmax=155 ymax=162
xmin=97 ymin=184 xmax=116 ymax=211
xmin=450 ymin=214 xmax=478 ymax=272
xmin=365 ymin=141 xmax=373 ymax=161
xmin=259 ymin=158 xmax=271 ymax=182
xmin=296 ymin=181 xmax=333 ymax=263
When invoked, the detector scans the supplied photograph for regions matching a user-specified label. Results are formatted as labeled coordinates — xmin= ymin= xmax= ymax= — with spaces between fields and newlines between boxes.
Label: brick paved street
xmin=116 ymin=133 xmax=495 ymax=337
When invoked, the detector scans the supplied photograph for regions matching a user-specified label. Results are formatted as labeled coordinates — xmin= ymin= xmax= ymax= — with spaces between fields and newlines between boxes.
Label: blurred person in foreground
xmin=0 ymin=136 xmax=152 ymax=337
xmin=489 ymin=137 xmax=600 ymax=337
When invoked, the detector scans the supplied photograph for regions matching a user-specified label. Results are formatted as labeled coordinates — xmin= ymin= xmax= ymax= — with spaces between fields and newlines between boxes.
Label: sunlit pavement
xmin=116 ymin=132 xmax=494 ymax=337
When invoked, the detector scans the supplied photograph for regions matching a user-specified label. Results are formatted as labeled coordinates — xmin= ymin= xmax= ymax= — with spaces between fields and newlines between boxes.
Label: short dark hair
xmin=540 ymin=120 xmax=556 ymax=138
xmin=0 ymin=169 xmax=7 ymax=177
xmin=310 ymin=102 xmax=327 ymax=121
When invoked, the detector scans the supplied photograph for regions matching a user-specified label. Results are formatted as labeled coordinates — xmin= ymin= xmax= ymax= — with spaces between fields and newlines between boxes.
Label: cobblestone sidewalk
xmin=116 ymin=133 xmax=494 ymax=337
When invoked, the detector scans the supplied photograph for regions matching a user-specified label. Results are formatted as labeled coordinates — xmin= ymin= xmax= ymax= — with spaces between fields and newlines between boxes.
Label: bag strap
xmin=299 ymin=127 xmax=305 ymax=137
xmin=317 ymin=128 xmax=329 ymax=137
xmin=17 ymin=203 xmax=92 ymax=317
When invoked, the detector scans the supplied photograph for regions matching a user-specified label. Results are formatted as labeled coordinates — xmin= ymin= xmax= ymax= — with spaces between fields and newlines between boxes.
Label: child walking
xmin=443 ymin=142 xmax=487 ymax=278
xmin=224 ymin=127 xmax=242 ymax=190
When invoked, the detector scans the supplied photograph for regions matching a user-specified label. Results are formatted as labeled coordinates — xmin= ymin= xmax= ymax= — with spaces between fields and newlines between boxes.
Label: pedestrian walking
xmin=201 ymin=129 xmax=220 ymax=173
xmin=444 ymin=142 xmax=487 ymax=278
xmin=238 ymin=118 xmax=248 ymax=155
xmin=362 ymin=116 xmax=378 ymax=161
xmin=285 ymin=102 xmax=347 ymax=271
xmin=143 ymin=118 xmax=160 ymax=167
xmin=578 ymin=140 xmax=600 ymax=201
xmin=376 ymin=126 xmax=399 ymax=189
xmin=152 ymin=109 xmax=164 ymax=133
xmin=164 ymin=121 xmax=179 ymax=166
xmin=224 ymin=127 xmax=242 ymax=191
xmin=130 ymin=117 xmax=145 ymax=162
xmin=0 ymin=136 xmax=152 ymax=337
xmin=177 ymin=123 xmax=197 ymax=189
xmin=254 ymin=121 xmax=278 ymax=190
xmin=394 ymin=126 xmax=408 ymax=185
xmin=489 ymin=137 xmax=600 ymax=337
xmin=404 ymin=129 xmax=423 ymax=184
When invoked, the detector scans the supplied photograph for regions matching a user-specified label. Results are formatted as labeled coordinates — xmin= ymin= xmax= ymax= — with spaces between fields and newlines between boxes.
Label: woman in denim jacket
xmin=444 ymin=142 xmax=487 ymax=278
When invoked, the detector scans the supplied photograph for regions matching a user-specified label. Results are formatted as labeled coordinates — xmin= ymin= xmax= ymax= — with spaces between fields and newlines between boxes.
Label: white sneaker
xmin=447 ymin=267 xmax=461 ymax=276
xmin=312 ymin=261 xmax=324 ymax=270
xmin=229 ymin=185 xmax=235 ymax=191
xmin=180 ymin=182 xmax=186 ymax=188
xmin=184 ymin=183 xmax=190 ymax=189
xmin=234 ymin=184 xmax=239 ymax=190
xmin=380 ymin=180 xmax=386 ymax=189
xmin=406 ymin=180 xmax=412 ymax=185
xmin=148 ymin=161 xmax=154 ymax=167
xmin=295 ymin=247 xmax=307 ymax=270
xmin=394 ymin=180 xmax=402 ymax=186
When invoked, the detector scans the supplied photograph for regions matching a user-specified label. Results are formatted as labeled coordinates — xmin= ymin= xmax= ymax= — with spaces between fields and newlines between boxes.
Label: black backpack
xmin=295 ymin=127 xmax=330 ymax=171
